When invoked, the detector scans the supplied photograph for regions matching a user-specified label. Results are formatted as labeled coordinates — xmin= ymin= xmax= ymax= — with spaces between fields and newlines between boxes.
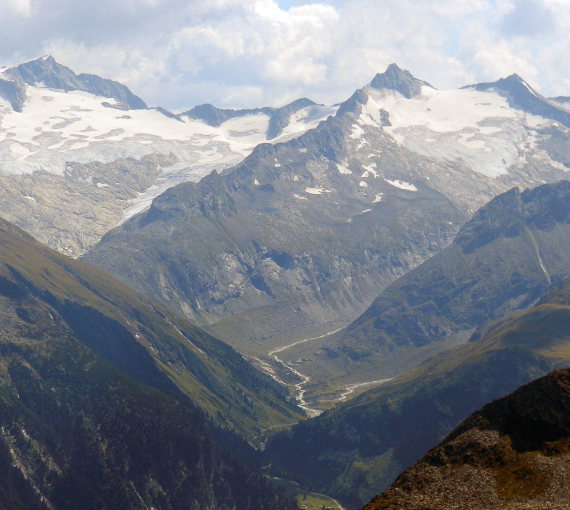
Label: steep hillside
xmin=0 ymin=266 xmax=295 ymax=509
xmin=0 ymin=56 xmax=333 ymax=255
xmin=282 ymin=181 xmax=570 ymax=399
xmin=266 ymin=279 xmax=570 ymax=508
xmin=365 ymin=368 xmax=570 ymax=510
xmin=0 ymin=218 xmax=301 ymax=441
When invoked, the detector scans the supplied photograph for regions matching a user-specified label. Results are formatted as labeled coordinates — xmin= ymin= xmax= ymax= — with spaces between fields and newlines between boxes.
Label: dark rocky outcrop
xmin=0 ymin=78 xmax=26 ymax=111
xmin=370 ymin=63 xmax=434 ymax=98
xmin=183 ymin=97 xmax=317 ymax=139
xmin=365 ymin=369 xmax=570 ymax=510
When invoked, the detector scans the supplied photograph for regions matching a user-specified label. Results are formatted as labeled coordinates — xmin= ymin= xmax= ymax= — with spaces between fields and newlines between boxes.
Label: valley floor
xmin=252 ymin=327 xmax=393 ymax=415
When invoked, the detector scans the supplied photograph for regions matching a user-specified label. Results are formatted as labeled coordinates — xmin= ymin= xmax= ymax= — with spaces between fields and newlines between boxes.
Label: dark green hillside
xmin=266 ymin=279 xmax=570 ymax=509
xmin=0 ymin=218 xmax=301 ymax=440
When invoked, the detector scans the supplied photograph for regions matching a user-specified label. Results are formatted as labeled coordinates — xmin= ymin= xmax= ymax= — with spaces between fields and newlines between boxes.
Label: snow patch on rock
xmin=385 ymin=179 xmax=418 ymax=191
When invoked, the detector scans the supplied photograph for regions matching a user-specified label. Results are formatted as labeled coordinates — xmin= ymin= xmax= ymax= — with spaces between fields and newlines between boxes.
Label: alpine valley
xmin=84 ymin=63 xmax=570 ymax=398
xmin=2 ymin=53 xmax=570 ymax=510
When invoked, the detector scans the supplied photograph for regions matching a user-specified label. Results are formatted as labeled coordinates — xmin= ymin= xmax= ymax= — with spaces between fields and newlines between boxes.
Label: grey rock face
xmin=184 ymin=103 xmax=233 ymax=126
xmin=76 ymin=72 xmax=147 ymax=109
xmin=297 ymin=181 xmax=570 ymax=388
xmin=184 ymin=97 xmax=318 ymax=139
xmin=0 ymin=154 xmax=172 ymax=256
xmin=0 ymin=78 xmax=26 ymax=111
xmin=336 ymin=88 xmax=369 ymax=116
xmin=85 ymin=65 xmax=570 ymax=358
xmin=550 ymin=95 xmax=570 ymax=107
xmin=2 ymin=55 xmax=147 ymax=110
xmin=85 ymin=113 xmax=467 ymax=348
xmin=370 ymin=63 xmax=434 ymax=98
xmin=267 ymin=98 xmax=317 ymax=139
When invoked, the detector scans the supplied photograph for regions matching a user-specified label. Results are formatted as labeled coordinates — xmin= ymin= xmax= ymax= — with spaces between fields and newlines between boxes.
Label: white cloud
xmin=4 ymin=0 xmax=32 ymax=16
xmin=0 ymin=0 xmax=567 ymax=109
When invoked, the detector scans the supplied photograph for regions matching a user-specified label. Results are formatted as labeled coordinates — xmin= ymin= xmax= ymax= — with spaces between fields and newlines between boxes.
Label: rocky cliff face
xmin=1 ymin=55 xmax=147 ymax=109
xmin=0 ymin=154 xmax=171 ymax=256
xmin=84 ymin=112 xmax=466 ymax=350
xmin=365 ymin=368 xmax=570 ymax=510
xmin=183 ymin=97 xmax=321 ymax=139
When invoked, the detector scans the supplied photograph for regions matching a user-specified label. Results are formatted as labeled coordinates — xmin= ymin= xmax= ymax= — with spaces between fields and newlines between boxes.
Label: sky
xmin=0 ymin=0 xmax=569 ymax=110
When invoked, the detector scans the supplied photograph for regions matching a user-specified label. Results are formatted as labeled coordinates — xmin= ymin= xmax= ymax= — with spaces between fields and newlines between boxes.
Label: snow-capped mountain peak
xmin=0 ymin=56 xmax=337 ymax=256
xmin=0 ymin=55 xmax=147 ymax=111
xmin=469 ymin=73 xmax=539 ymax=99
xmin=182 ymin=97 xmax=323 ymax=140
xmin=466 ymin=74 xmax=570 ymax=128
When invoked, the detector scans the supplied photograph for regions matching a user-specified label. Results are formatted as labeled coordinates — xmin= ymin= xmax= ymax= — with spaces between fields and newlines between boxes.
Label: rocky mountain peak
xmin=1 ymin=55 xmax=147 ymax=110
xmin=475 ymin=73 xmax=538 ymax=99
xmin=455 ymin=181 xmax=570 ymax=254
xmin=370 ymin=63 xmax=434 ymax=98
xmin=4 ymin=54 xmax=83 ymax=89
xmin=184 ymin=97 xmax=319 ymax=139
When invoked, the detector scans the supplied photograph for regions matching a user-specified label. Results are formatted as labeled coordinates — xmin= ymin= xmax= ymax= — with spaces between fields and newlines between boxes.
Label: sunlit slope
xmin=0 ymin=257 xmax=294 ymax=509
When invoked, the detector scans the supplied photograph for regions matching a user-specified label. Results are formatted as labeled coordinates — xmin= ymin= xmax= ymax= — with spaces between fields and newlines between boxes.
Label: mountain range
xmin=0 ymin=56 xmax=335 ymax=256
xmin=83 ymin=64 xmax=570 ymax=382
xmin=2 ymin=55 xmax=570 ymax=509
